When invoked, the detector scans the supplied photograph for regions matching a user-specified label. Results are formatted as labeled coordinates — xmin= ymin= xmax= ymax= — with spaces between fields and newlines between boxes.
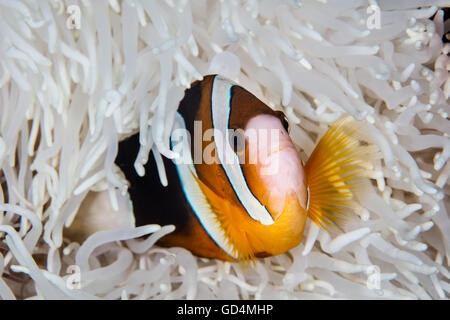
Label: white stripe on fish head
xmin=211 ymin=75 xmax=275 ymax=226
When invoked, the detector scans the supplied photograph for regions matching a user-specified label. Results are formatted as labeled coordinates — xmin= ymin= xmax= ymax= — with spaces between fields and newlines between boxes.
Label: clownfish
xmin=115 ymin=74 xmax=374 ymax=263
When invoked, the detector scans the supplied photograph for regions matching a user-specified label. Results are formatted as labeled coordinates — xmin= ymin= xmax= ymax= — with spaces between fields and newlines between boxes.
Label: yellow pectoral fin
xmin=191 ymin=172 xmax=256 ymax=263
xmin=305 ymin=116 xmax=379 ymax=231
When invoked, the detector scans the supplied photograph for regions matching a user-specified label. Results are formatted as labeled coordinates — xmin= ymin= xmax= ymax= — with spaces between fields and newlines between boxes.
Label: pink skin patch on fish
xmin=244 ymin=114 xmax=308 ymax=219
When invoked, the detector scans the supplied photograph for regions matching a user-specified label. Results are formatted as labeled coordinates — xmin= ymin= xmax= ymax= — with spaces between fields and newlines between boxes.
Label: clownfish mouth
xmin=242 ymin=114 xmax=308 ymax=221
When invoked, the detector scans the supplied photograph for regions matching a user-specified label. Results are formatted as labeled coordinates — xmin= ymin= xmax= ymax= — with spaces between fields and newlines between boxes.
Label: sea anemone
xmin=0 ymin=0 xmax=449 ymax=299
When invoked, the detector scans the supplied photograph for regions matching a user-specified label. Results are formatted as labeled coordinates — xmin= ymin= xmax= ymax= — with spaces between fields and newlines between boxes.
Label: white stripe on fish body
xmin=170 ymin=112 xmax=238 ymax=259
xmin=211 ymin=75 xmax=275 ymax=226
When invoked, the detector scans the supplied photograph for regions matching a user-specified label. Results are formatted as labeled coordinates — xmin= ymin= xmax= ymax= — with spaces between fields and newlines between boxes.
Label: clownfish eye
xmin=228 ymin=128 xmax=246 ymax=156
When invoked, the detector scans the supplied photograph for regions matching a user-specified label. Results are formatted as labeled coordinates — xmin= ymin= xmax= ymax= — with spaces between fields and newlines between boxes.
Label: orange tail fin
xmin=304 ymin=116 xmax=379 ymax=230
